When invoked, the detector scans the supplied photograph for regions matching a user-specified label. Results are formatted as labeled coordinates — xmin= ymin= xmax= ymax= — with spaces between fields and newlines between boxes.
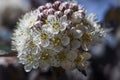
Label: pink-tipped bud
xmin=69 ymin=3 xmax=78 ymax=11
xmin=38 ymin=6 xmax=46 ymax=12
xmin=45 ymin=3 xmax=52 ymax=9
xmin=33 ymin=21 xmax=43 ymax=30
xmin=59 ymin=2 xmax=69 ymax=11
xmin=54 ymin=11 xmax=63 ymax=17
xmin=53 ymin=1 xmax=61 ymax=9
xmin=47 ymin=8 xmax=55 ymax=15
xmin=42 ymin=9 xmax=48 ymax=15
xmin=38 ymin=13 xmax=46 ymax=21
xmin=64 ymin=9 xmax=73 ymax=17
xmin=54 ymin=1 xmax=61 ymax=5
xmin=78 ymin=6 xmax=85 ymax=12
xmin=66 ymin=20 xmax=72 ymax=29
xmin=78 ymin=7 xmax=85 ymax=17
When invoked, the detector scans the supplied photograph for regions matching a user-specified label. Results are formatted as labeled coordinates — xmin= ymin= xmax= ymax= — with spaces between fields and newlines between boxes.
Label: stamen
xmin=81 ymin=32 xmax=91 ymax=41
xmin=56 ymin=51 xmax=66 ymax=61
xmin=52 ymin=37 xmax=61 ymax=46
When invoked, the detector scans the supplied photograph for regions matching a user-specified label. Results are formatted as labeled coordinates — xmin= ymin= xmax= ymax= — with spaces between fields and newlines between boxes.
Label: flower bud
xmin=64 ymin=9 xmax=73 ymax=18
xmin=45 ymin=3 xmax=52 ymax=9
xmin=38 ymin=5 xmax=46 ymax=12
xmin=33 ymin=21 xmax=43 ymax=30
xmin=78 ymin=6 xmax=85 ymax=12
xmin=38 ymin=13 xmax=46 ymax=21
xmin=53 ymin=1 xmax=61 ymax=10
xmin=47 ymin=8 xmax=55 ymax=15
xmin=54 ymin=11 xmax=63 ymax=17
xmin=69 ymin=3 xmax=78 ymax=11
xmin=42 ymin=9 xmax=48 ymax=15
xmin=59 ymin=2 xmax=69 ymax=11
xmin=54 ymin=1 xmax=61 ymax=6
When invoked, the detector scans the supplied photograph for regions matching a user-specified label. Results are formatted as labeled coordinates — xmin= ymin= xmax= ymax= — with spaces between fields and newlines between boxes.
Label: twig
xmin=0 ymin=51 xmax=17 ymax=57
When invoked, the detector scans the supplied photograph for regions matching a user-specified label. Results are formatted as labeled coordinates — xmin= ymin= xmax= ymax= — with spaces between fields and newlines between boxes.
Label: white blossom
xmin=11 ymin=1 xmax=105 ymax=72
xmin=19 ymin=53 xmax=40 ymax=72
xmin=68 ymin=29 xmax=82 ymax=49
xmin=53 ymin=48 xmax=77 ymax=70
xmin=49 ymin=33 xmax=70 ymax=52
xmin=47 ymin=15 xmax=68 ymax=34
xmin=74 ymin=52 xmax=91 ymax=70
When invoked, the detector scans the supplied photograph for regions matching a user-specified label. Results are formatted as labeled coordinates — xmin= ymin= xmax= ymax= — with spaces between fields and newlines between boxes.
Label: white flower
xmin=68 ymin=28 xmax=82 ymax=49
xmin=21 ymin=12 xmax=38 ymax=28
xmin=23 ymin=39 xmax=40 ymax=55
xmin=18 ymin=53 xmax=40 ymax=72
xmin=49 ymin=33 xmax=70 ymax=52
xmin=12 ymin=27 xmax=32 ymax=56
xmin=33 ymin=29 xmax=52 ymax=48
xmin=74 ymin=52 xmax=91 ymax=70
xmin=47 ymin=15 xmax=68 ymax=34
xmin=53 ymin=48 xmax=77 ymax=70
xmin=79 ymin=14 xmax=104 ymax=51
xmin=38 ymin=49 xmax=56 ymax=68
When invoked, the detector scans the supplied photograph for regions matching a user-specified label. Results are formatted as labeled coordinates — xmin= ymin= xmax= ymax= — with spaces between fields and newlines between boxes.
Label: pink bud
xmin=66 ymin=20 xmax=72 ymax=29
xmin=59 ymin=2 xmax=69 ymax=11
xmin=53 ymin=1 xmax=61 ymax=7
xmin=64 ymin=9 xmax=73 ymax=17
xmin=53 ymin=1 xmax=61 ymax=9
xmin=33 ymin=21 xmax=43 ymax=30
xmin=47 ymin=8 xmax=55 ymax=15
xmin=69 ymin=3 xmax=78 ymax=11
xmin=38 ymin=6 xmax=46 ymax=12
xmin=42 ymin=9 xmax=48 ymax=15
xmin=45 ymin=3 xmax=52 ymax=9
xmin=54 ymin=11 xmax=63 ymax=17
xmin=54 ymin=1 xmax=61 ymax=5
xmin=38 ymin=13 xmax=46 ymax=21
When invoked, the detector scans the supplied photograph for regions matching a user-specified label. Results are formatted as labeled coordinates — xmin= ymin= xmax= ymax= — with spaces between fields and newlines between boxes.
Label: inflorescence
xmin=12 ymin=1 xmax=104 ymax=72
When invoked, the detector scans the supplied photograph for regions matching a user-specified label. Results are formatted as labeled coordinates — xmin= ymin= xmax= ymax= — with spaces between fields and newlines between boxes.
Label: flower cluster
xmin=12 ymin=1 xmax=104 ymax=72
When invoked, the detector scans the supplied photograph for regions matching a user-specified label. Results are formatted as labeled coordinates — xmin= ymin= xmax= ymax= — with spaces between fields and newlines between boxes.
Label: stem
xmin=0 ymin=51 xmax=17 ymax=57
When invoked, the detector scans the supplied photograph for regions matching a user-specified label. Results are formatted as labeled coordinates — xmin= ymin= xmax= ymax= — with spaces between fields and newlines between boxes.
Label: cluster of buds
xmin=12 ymin=1 xmax=104 ymax=72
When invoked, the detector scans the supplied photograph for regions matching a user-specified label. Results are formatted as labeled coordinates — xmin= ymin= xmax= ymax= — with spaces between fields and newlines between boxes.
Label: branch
xmin=0 ymin=51 xmax=17 ymax=57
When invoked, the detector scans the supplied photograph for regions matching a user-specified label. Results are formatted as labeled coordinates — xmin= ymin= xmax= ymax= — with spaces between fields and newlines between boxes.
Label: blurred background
xmin=0 ymin=0 xmax=120 ymax=80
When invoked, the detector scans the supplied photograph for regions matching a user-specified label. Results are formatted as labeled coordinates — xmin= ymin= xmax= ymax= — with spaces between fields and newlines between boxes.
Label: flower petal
xmin=82 ymin=52 xmax=91 ymax=60
xmin=51 ymin=28 xmax=59 ymax=34
xmin=81 ymin=42 xmax=89 ymax=51
xmin=53 ymin=46 xmax=63 ymax=52
xmin=61 ymin=60 xmax=75 ymax=70
xmin=75 ymin=30 xmax=83 ymax=38
xmin=60 ymin=22 xmax=67 ymax=31
xmin=71 ymin=40 xmax=81 ymax=49
xmin=47 ymin=15 xmax=56 ymax=22
xmin=60 ymin=15 xmax=67 ymax=22
xmin=41 ymin=39 xmax=50 ymax=47
xmin=67 ymin=51 xmax=77 ymax=61
xmin=62 ymin=36 xmax=70 ymax=46
xmin=24 ymin=64 xmax=32 ymax=72
xmin=33 ymin=62 xmax=39 ymax=69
